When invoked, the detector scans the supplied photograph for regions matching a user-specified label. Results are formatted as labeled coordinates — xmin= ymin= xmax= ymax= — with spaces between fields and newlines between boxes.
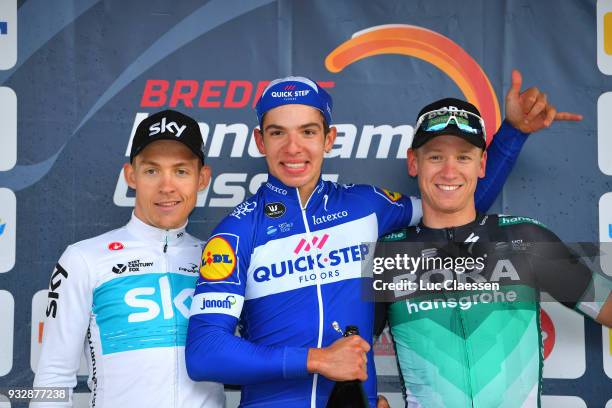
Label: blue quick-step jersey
xmin=186 ymin=122 xmax=528 ymax=408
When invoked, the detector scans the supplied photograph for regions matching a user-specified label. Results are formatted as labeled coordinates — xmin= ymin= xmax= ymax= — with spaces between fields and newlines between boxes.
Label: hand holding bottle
xmin=307 ymin=331 xmax=370 ymax=381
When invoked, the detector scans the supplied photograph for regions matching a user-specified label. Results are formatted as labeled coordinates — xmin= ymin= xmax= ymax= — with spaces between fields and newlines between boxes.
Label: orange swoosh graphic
xmin=325 ymin=25 xmax=500 ymax=143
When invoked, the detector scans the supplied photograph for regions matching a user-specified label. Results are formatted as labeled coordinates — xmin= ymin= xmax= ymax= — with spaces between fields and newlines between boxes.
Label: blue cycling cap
xmin=255 ymin=76 xmax=333 ymax=128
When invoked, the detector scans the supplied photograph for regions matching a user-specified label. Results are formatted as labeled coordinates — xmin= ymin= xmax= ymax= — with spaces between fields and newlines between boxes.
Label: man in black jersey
xmin=374 ymin=97 xmax=612 ymax=408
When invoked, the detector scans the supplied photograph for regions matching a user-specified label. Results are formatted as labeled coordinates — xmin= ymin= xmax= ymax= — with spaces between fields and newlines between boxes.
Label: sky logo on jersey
xmin=93 ymin=273 xmax=196 ymax=354
xmin=200 ymin=234 xmax=238 ymax=282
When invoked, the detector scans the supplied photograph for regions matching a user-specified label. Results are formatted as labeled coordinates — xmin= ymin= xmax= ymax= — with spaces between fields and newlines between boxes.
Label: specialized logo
xmin=294 ymin=234 xmax=330 ymax=255
xmin=200 ymin=235 xmax=237 ymax=281
xmin=112 ymin=264 xmax=127 ymax=274
xmin=199 ymin=295 xmax=236 ymax=310
xmin=46 ymin=264 xmax=68 ymax=318
xmin=230 ymin=201 xmax=257 ymax=219
xmin=464 ymin=233 xmax=479 ymax=243
xmin=312 ymin=210 xmax=348 ymax=226
xmin=264 ymin=202 xmax=286 ymax=218
xmin=148 ymin=116 xmax=186 ymax=137
xmin=108 ymin=242 xmax=124 ymax=251
xmin=381 ymin=188 xmax=402 ymax=202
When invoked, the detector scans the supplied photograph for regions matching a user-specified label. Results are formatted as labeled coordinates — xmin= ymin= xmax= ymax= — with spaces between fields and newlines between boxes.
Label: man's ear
xmin=323 ymin=126 xmax=337 ymax=153
xmin=123 ymin=162 xmax=137 ymax=189
xmin=479 ymin=150 xmax=487 ymax=179
xmin=254 ymin=127 xmax=266 ymax=155
xmin=198 ymin=165 xmax=212 ymax=191
xmin=407 ymin=148 xmax=418 ymax=177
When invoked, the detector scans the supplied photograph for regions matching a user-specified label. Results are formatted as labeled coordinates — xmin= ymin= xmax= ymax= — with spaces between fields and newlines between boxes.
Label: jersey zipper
xmin=296 ymin=186 xmax=325 ymax=408
xmin=447 ymin=229 xmax=474 ymax=407
xmin=162 ymin=235 xmax=178 ymax=407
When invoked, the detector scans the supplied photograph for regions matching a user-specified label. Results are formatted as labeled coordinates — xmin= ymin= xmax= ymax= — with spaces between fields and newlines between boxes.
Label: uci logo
xmin=264 ymin=202 xmax=286 ymax=218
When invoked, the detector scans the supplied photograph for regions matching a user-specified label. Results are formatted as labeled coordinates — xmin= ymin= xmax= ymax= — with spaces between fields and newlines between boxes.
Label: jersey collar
xmin=126 ymin=213 xmax=187 ymax=247
xmin=264 ymin=174 xmax=326 ymax=208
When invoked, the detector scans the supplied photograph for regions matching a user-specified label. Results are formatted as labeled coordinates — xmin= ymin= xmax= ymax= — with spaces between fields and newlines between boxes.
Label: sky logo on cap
xmin=148 ymin=116 xmax=187 ymax=137
xmin=0 ymin=0 xmax=17 ymax=70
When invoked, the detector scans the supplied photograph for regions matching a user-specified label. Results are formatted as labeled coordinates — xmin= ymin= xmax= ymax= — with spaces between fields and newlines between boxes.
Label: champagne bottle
xmin=326 ymin=325 xmax=369 ymax=408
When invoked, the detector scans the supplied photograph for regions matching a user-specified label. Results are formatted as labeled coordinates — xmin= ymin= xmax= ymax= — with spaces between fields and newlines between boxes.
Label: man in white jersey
xmin=33 ymin=110 xmax=225 ymax=407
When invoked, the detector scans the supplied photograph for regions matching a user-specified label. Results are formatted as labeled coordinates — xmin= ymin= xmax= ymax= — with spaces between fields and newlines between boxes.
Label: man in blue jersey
xmin=186 ymin=73 xmax=581 ymax=407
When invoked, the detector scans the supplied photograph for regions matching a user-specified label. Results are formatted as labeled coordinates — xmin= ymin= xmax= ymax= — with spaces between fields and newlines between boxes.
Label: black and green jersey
xmin=375 ymin=214 xmax=611 ymax=408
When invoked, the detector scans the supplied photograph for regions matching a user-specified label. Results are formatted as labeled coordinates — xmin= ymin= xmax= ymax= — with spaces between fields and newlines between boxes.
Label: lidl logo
xmin=200 ymin=234 xmax=237 ymax=282
xmin=598 ymin=0 xmax=612 ymax=74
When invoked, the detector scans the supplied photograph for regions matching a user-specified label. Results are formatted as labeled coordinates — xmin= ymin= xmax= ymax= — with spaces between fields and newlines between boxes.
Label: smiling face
xmin=408 ymin=135 xmax=486 ymax=228
xmin=124 ymin=139 xmax=211 ymax=230
xmin=254 ymin=104 xmax=336 ymax=204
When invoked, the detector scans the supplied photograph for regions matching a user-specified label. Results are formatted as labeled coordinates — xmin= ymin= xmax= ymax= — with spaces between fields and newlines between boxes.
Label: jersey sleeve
xmin=32 ymin=245 xmax=94 ymax=407
xmin=515 ymin=221 xmax=612 ymax=319
xmin=475 ymin=121 xmax=529 ymax=212
xmin=186 ymin=213 xmax=309 ymax=385
xmin=360 ymin=186 xmax=422 ymax=236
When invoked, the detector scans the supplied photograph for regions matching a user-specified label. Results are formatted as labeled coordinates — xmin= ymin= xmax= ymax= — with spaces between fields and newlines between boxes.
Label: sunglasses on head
xmin=415 ymin=107 xmax=486 ymax=140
